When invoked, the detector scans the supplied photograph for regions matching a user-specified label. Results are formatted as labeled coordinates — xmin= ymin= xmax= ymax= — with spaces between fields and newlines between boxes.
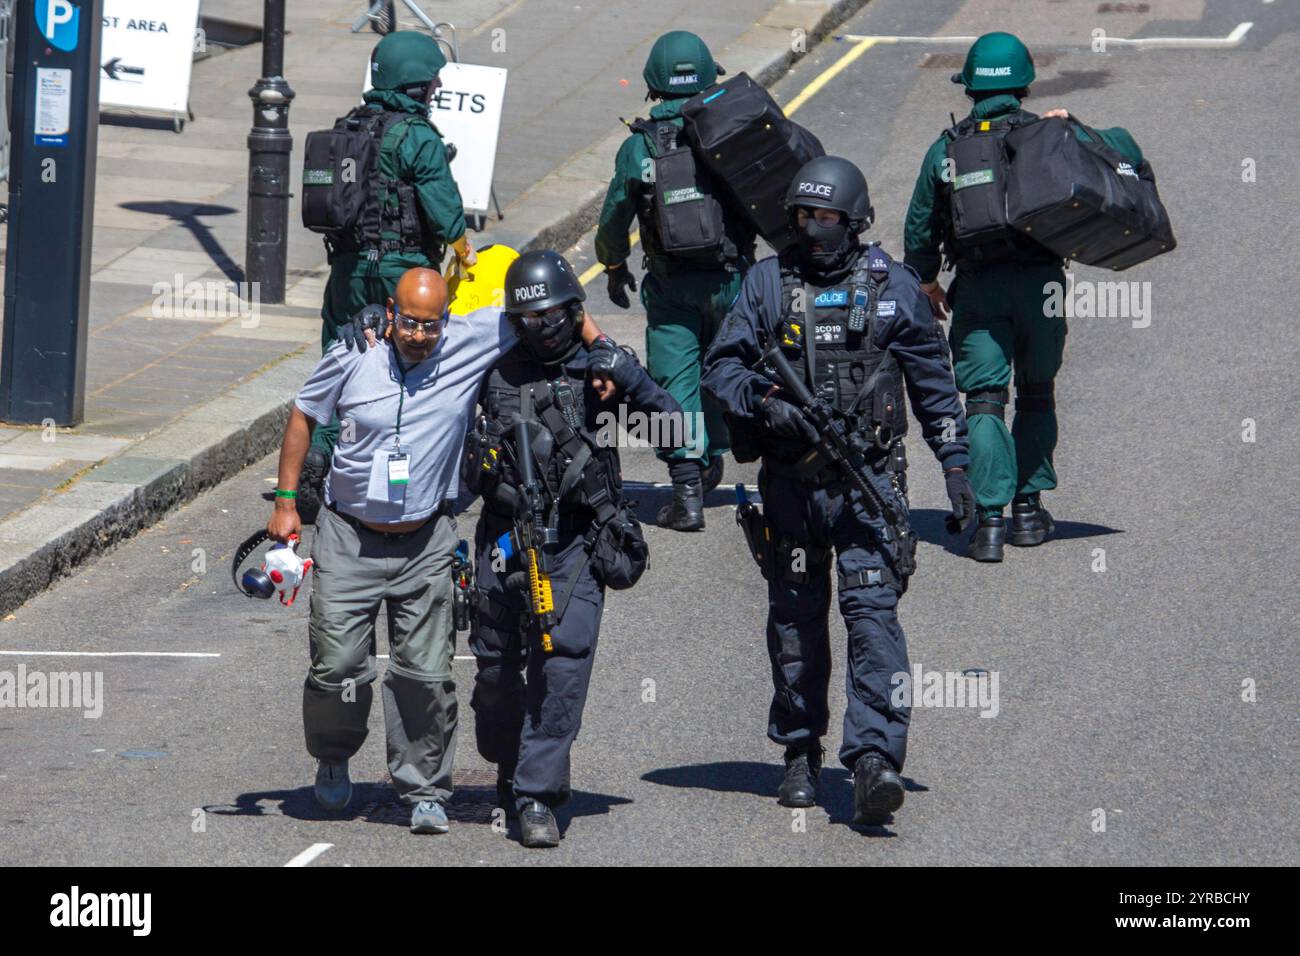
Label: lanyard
xmin=394 ymin=358 xmax=411 ymax=446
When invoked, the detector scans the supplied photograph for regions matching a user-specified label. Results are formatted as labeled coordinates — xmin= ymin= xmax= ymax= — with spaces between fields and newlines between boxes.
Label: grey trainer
xmin=410 ymin=799 xmax=450 ymax=834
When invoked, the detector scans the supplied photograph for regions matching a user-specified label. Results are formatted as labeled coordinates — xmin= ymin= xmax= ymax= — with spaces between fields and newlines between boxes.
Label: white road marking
xmin=840 ymin=23 xmax=1254 ymax=50
xmin=284 ymin=843 xmax=333 ymax=867
xmin=0 ymin=650 xmax=221 ymax=658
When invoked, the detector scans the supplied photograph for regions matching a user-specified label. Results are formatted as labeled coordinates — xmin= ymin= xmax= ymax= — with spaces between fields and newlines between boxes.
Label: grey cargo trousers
xmin=303 ymin=503 xmax=459 ymax=804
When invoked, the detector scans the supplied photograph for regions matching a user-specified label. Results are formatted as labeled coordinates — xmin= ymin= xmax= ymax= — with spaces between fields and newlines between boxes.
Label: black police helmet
xmin=784 ymin=156 xmax=875 ymax=233
xmin=504 ymin=250 xmax=586 ymax=315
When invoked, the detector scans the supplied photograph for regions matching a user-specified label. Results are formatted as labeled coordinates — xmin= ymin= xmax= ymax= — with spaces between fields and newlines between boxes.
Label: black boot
xmin=777 ymin=743 xmax=823 ymax=808
xmin=519 ymin=799 xmax=560 ymax=848
xmin=700 ymin=455 xmax=724 ymax=495
xmin=1009 ymin=494 xmax=1055 ymax=547
xmin=657 ymin=461 xmax=704 ymax=532
xmin=852 ymin=752 xmax=905 ymax=826
xmin=496 ymin=765 xmax=518 ymax=820
xmin=297 ymin=447 xmax=329 ymax=525
xmin=968 ymin=512 xmax=1005 ymax=562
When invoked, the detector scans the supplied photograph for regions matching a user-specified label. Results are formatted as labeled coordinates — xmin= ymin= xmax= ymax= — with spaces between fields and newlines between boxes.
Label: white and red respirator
xmin=232 ymin=531 xmax=313 ymax=606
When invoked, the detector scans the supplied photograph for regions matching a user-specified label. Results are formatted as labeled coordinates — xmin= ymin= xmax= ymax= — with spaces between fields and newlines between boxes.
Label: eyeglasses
xmin=394 ymin=310 xmax=449 ymax=335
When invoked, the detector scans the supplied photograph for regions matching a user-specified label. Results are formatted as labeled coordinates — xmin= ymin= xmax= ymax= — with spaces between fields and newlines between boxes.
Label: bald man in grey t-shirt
xmin=268 ymin=267 xmax=608 ymax=834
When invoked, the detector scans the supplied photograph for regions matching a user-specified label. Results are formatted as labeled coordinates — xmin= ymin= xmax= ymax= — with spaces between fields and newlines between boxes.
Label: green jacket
xmin=595 ymin=98 xmax=755 ymax=268
xmin=360 ymin=87 xmax=466 ymax=256
xmin=903 ymin=94 xmax=1145 ymax=282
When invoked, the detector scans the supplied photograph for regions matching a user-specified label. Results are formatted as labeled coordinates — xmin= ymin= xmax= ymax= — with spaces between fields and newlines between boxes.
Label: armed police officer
xmin=702 ymin=157 xmax=976 ymax=826
xmin=300 ymin=30 xmax=478 ymax=521
xmin=904 ymin=32 xmax=1145 ymax=561
xmin=462 ymin=251 xmax=683 ymax=848
xmin=595 ymin=30 xmax=755 ymax=531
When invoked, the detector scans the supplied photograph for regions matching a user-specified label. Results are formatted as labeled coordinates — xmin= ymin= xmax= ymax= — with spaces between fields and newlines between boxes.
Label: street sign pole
xmin=245 ymin=0 xmax=293 ymax=304
xmin=0 ymin=0 xmax=102 ymax=426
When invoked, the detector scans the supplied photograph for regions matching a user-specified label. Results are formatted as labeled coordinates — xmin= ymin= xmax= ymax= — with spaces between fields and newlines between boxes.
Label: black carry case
xmin=1005 ymin=117 xmax=1175 ymax=271
xmin=633 ymin=119 xmax=731 ymax=263
xmin=680 ymin=72 xmax=825 ymax=251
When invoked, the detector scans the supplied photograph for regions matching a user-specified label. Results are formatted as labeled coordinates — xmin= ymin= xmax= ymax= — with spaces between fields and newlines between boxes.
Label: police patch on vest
xmin=877 ymin=300 xmax=896 ymax=317
xmin=663 ymin=186 xmax=705 ymax=205
xmin=795 ymin=181 xmax=835 ymax=201
xmin=953 ymin=169 xmax=995 ymax=190
xmin=814 ymin=289 xmax=848 ymax=307
xmin=814 ymin=322 xmax=846 ymax=344
xmin=513 ymin=282 xmax=548 ymax=303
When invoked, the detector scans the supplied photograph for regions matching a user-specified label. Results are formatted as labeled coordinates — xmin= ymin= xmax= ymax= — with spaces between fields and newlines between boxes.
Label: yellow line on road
xmin=578 ymin=34 xmax=886 ymax=287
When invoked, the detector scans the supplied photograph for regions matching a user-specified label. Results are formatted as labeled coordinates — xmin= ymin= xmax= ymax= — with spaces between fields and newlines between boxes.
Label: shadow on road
xmin=911 ymin=507 xmax=1124 ymax=556
xmin=643 ymin=761 xmax=926 ymax=838
xmin=209 ymin=781 xmax=631 ymax=829
xmin=118 ymin=201 xmax=243 ymax=284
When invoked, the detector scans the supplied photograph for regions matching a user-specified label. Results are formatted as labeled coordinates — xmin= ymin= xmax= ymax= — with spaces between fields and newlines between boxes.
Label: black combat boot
xmin=519 ymin=799 xmax=561 ymax=848
xmin=497 ymin=764 xmax=518 ymax=820
xmin=968 ymin=512 xmax=1005 ymax=562
xmin=657 ymin=460 xmax=704 ymax=532
xmin=1009 ymin=494 xmax=1055 ymax=547
xmin=777 ymin=743 xmax=823 ymax=808
xmin=297 ymin=447 xmax=329 ymax=525
xmin=852 ymin=752 xmax=905 ymax=826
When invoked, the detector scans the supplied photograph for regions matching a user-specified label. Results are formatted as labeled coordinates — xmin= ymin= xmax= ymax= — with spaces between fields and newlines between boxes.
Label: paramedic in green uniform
xmin=595 ymin=31 xmax=754 ymax=532
xmin=302 ymin=30 xmax=477 ymax=521
xmin=903 ymin=31 xmax=1144 ymax=561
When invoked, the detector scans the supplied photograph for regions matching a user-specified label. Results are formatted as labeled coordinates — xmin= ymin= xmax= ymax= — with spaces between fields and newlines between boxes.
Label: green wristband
xmin=275 ymin=489 xmax=298 ymax=499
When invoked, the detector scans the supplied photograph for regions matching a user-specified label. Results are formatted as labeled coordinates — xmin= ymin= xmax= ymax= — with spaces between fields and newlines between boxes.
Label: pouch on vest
xmin=1004 ymin=117 xmax=1176 ymax=271
xmin=680 ymin=72 xmax=824 ymax=252
xmin=634 ymin=119 xmax=730 ymax=264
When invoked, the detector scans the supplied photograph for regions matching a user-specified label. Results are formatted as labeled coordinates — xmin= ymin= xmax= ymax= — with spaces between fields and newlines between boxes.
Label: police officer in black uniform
xmin=462 ymin=250 xmax=683 ymax=847
xmin=702 ymin=156 xmax=977 ymax=825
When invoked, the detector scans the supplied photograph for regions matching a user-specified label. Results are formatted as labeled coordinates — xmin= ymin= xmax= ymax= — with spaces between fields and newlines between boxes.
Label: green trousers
xmin=310 ymin=250 xmax=437 ymax=455
xmin=641 ymin=267 xmax=742 ymax=464
xmin=949 ymin=262 xmax=1067 ymax=513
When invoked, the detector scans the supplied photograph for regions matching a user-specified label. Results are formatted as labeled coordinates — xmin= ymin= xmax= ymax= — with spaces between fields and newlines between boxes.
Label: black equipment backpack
xmin=631 ymin=118 xmax=733 ymax=265
xmin=679 ymin=72 xmax=825 ymax=252
xmin=301 ymin=106 xmax=436 ymax=256
xmin=1004 ymin=117 xmax=1175 ymax=270
xmin=941 ymin=110 xmax=1053 ymax=268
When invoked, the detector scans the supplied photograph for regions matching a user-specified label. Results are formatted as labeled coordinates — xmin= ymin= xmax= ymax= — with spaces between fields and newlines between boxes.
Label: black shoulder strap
xmin=778 ymin=256 xmax=805 ymax=351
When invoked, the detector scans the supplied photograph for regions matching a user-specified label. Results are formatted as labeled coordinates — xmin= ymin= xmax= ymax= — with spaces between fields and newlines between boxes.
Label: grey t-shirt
xmin=295 ymin=306 xmax=517 ymax=524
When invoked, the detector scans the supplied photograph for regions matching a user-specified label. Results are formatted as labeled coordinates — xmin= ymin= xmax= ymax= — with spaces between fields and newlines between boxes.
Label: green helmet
xmin=643 ymin=31 xmax=721 ymax=97
xmin=371 ymin=31 xmax=447 ymax=91
xmin=952 ymin=32 xmax=1035 ymax=91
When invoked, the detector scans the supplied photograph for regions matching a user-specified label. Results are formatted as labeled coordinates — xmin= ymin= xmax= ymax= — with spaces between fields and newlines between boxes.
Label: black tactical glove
xmin=606 ymin=263 xmax=638 ymax=309
xmin=760 ymin=394 xmax=819 ymax=444
xmin=337 ymin=304 xmax=389 ymax=351
xmin=944 ymin=467 xmax=977 ymax=534
xmin=587 ymin=336 xmax=640 ymax=391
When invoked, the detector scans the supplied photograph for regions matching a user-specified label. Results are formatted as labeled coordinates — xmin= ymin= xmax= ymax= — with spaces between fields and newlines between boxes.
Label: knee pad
xmin=1015 ymin=381 xmax=1055 ymax=414
xmin=965 ymin=388 xmax=1009 ymax=421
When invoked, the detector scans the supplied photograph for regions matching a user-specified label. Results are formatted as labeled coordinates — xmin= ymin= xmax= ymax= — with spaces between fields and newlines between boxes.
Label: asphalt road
xmin=1 ymin=0 xmax=1296 ymax=866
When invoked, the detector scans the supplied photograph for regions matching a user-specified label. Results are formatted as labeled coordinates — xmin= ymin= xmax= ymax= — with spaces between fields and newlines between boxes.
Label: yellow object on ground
xmin=445 ymin=243 xmax=520 ymax=315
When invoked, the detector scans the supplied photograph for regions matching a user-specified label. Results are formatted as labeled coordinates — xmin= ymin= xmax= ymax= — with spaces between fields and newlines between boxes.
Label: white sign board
xmin=364 ymin=60 xmax=508 ymax=214
xmin=99 ymin=0 xmax=201 ymax=116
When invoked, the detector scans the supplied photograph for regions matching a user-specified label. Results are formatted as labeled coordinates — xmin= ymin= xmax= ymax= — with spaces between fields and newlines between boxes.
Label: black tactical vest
xmin=773 ymin=245 xmax=909 ymax=454
xmin=464 ymin=349 xmax=623 ymax=527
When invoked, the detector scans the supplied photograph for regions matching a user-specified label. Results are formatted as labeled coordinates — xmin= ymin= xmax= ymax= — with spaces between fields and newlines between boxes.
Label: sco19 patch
xmin=814 ymin=321 xmax=847 ymax=344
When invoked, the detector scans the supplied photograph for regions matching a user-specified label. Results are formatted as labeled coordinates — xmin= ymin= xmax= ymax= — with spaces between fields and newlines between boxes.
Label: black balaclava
xmin=794 ymin=210 xmax=861 ymax=281
xmin=514 ymin=302 xmax=583 ymax=364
